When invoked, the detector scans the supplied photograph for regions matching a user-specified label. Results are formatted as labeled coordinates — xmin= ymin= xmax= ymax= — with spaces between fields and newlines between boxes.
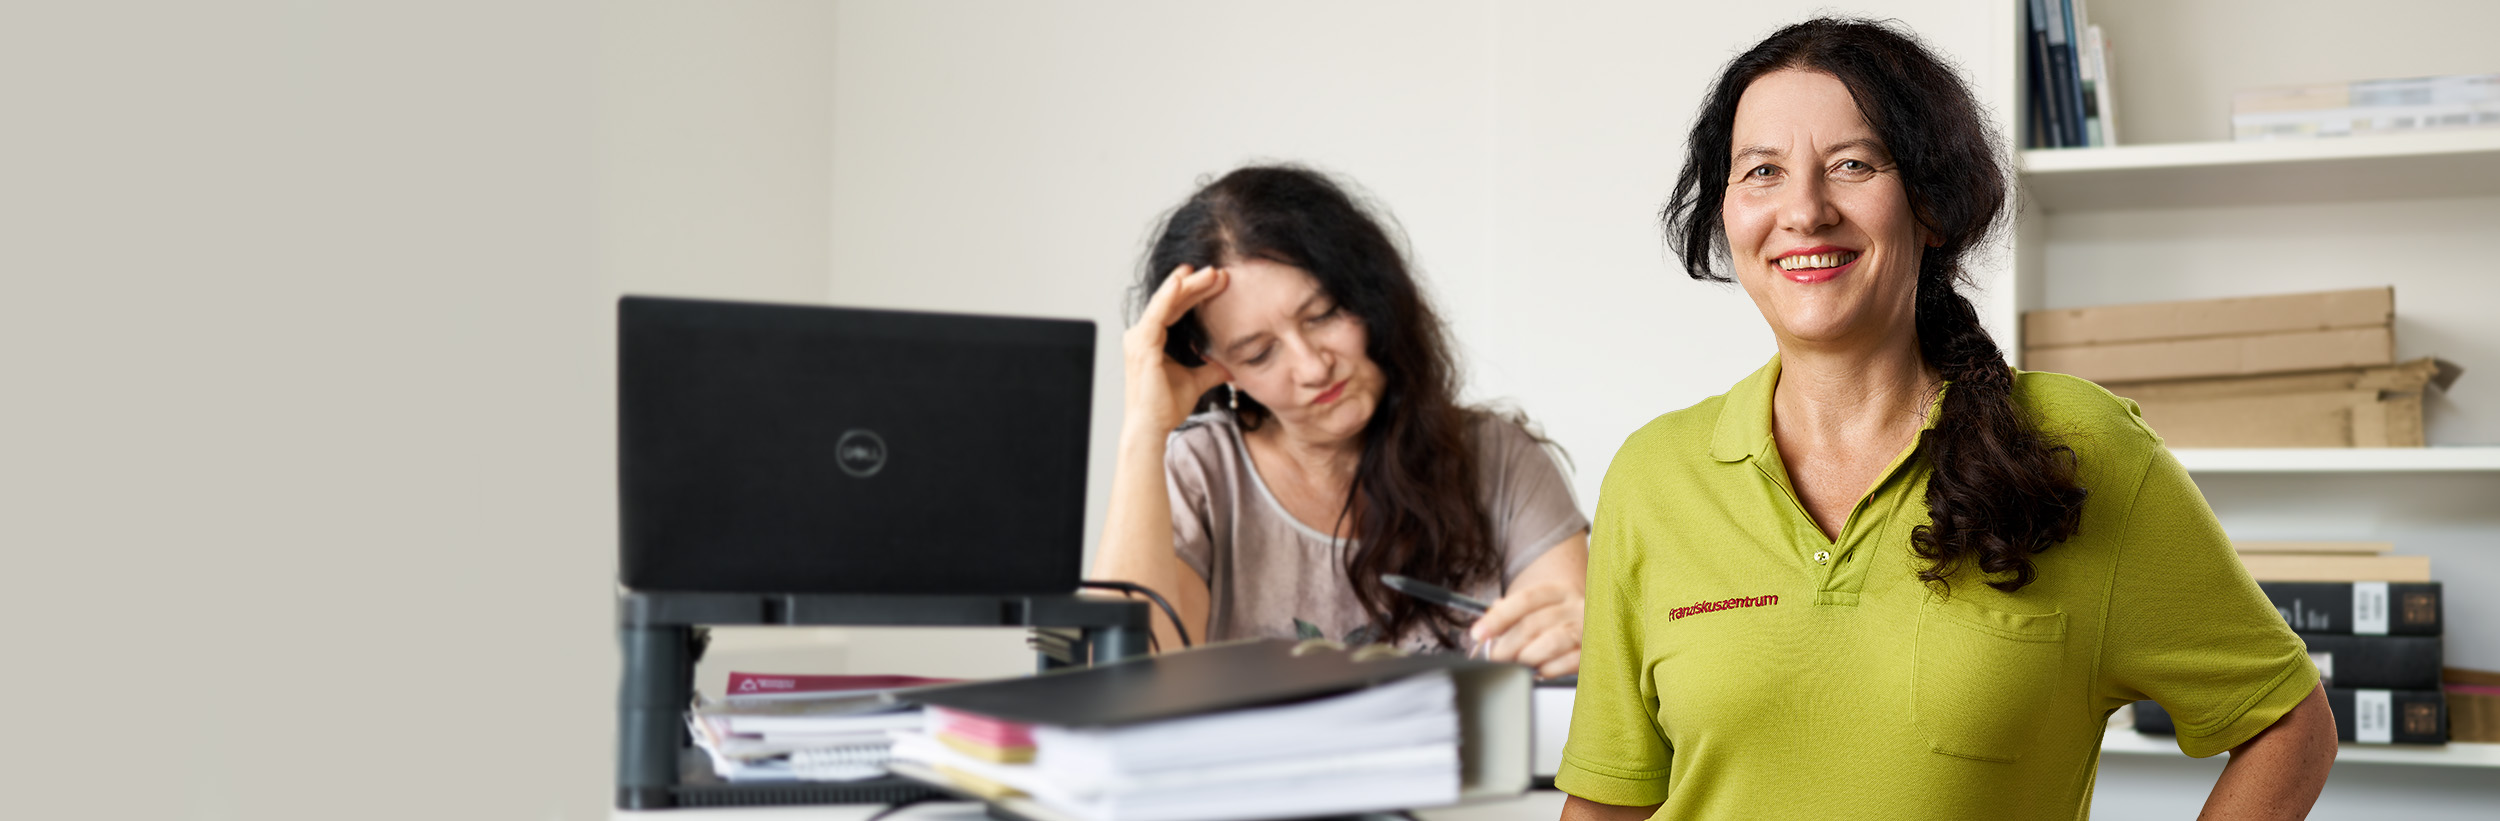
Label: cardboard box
xmin=2234 ymin=541 xmax=2394 ymax=555
xmin=2237 ymin=553 xmax=2431 ymax=583
xmin=2128 ymin=389 xmax=2421 ymax=447
xmin=2093 ymin=358 xmax=2461 ymax=448
xmin=2096 ymin=357 xmax=2460 ymax=401
xmin=2022 ymin=286 xmax=2392 ymax=349
xmin=2448 ymin=668 xmax=2500 ymax=743
xmin=2026 ymin=326 xmax=2393 ymax=383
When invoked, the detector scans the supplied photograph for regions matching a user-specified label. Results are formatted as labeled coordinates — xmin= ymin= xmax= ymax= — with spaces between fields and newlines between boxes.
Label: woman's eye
xmin=1747 ymin=165 xmax=1778 ymax=178
xmin=1308 ymin=305 xmax=1340 ymax=324
xmin=1244 ymin=347 xmax=1274 ymax=366
xmin=1836 ymin=159 xmax=1875 ymax=175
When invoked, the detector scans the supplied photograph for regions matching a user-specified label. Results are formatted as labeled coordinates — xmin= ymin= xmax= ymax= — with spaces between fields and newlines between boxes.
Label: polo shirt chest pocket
xmin=1912 ymin=596 xmax=2068 ymax=762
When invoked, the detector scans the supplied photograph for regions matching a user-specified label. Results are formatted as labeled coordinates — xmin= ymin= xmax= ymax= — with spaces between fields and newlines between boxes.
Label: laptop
xmin=618 ymin=295 xmax=1094 ymax=595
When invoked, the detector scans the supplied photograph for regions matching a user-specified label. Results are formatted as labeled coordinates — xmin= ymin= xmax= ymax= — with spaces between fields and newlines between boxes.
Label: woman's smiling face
xmin=1722 ymin=68 xmax=1933 ymax=351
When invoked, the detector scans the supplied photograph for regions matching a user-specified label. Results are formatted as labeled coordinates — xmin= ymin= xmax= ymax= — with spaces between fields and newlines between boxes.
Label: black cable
xmin=1079 ymin=580 xmax=1193 ymax=649
xmin=862 ymin=795 xmax=942 ymax=821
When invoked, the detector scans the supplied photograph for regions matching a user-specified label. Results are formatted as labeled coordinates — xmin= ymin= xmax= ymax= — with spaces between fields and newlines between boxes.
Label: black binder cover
xmin=2258 ymin=581 xmax=2442 ymax=635
xmin=2302 ymin=633 xmax=2444 ymax=690
xmin=906 ymin=638 xmax=1507 ymax=728
xmin=2136 ymin=690 xmax=2447 ymax=744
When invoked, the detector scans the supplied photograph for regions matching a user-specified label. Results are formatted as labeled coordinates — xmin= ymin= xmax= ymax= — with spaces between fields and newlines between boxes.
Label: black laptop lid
xmin=619 ymin=296 xmax=1094 ymax=594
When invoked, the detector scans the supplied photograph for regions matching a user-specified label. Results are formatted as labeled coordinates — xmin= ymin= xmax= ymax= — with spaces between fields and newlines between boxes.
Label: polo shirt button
xmin=1814 ymin=550 xmax=1831 ymax=564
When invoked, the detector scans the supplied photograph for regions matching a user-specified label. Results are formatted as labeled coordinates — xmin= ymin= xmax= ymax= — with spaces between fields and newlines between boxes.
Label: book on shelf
xmin=2134 ymin=690 xmax=2447 ymax=745
xmin=2027 ymin=0 xmax=2080 ymax=148
xmin=2304 ymin=633 xmax=2444 ymax=691
xmin=2447 ymin=668 xmax=2500 ymax=743
xmin=2233 ymin=73 xmax=2500 ymax=142
xmin=2025 ymin=0 xmax=2116 ymax=148
xmin=2064 ymin=0 xmax=2100 ymax=147
xmin=2260 ymin=581 xmax=2442 ymax=635
xmin=2238 ymin=553 xmax=2431 ymax=584
xmin=889 ymin=637 xmax=1532 ymax=821
xmin=2022 ymin=0 xmax=2056 ymax=148
xmin=2083 ymin=22 xmax=2118 ymax=146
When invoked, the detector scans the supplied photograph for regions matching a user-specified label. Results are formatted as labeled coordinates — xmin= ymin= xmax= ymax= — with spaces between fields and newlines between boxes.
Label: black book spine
xmin=2259 ymin=582 xmax=2443 ymax=635
xmin=2132 ymin=699 xmax=2176 ymax=734
xmin=2326 ymin=688 xmax=2449 ymax=744
xmin=2301 ymin=633 xmax=2444 ymax=690
xmin=2026 ymin=0 xmax=2069 ymax=148
xmin=2042 ymin=0 xmax=2084 ymax=147
xmin=2137 ymin=690 xmax=2448 ymax=744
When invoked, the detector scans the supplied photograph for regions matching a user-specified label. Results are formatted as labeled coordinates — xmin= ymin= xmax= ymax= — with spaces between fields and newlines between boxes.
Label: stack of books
xmin=687 ymin=672 xmax=956 ymax=783
xmin=888 ymin=638 xmax=1531 ymax=821
xmin=2023 ymin=287 xmax=2465 ymax=448
xmin=2234 ymin=73 xmax=2500 ymax=142
xmin=2137 ymin=541 xmax=2448 ymax=745
xmin=2023 ymin=0 xmax=2118 ymax=148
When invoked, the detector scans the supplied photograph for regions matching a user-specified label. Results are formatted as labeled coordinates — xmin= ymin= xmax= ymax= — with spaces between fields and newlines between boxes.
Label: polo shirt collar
xmin=1710 ymin=355 xmax=1783 ymax=463
xmin=1707 ymin=353 xmax=1952 ymax=464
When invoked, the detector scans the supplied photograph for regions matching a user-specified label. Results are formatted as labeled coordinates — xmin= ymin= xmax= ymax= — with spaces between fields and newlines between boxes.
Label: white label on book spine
xmin=2310 ymin=651 xmax=2335 ymax=688
xmin=2355 ymin=689 xmax=2393 ymax=743
xmin=2352 ymin=582 xmax=2390 ymax=635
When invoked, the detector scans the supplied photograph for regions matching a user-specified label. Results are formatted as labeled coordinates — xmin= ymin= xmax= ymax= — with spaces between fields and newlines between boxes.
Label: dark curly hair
xmin=1137 ymin=164 xmax=1501 ymax=644
xmin=1663 ymin=18 xmax=2086 ymax=593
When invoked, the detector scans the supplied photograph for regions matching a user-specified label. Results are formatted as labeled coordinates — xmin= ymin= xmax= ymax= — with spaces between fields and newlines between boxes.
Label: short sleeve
xmin=1554 ymin=490 xmax=1670 ymax=805
xmin=1478 ymin=416 xmax=1591 ymax=582
xmin=1164 ymin=426 xmax=1220 ymax=584
xmin=2097 ymin=447 xmax=2316 ymax=758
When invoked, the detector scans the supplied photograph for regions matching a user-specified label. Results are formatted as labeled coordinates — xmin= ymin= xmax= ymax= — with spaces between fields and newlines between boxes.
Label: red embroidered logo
xmin=1671 ymin=594 xmax=1780 ymax=620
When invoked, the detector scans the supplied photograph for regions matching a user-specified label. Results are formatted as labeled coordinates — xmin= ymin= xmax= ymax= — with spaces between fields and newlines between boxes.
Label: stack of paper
xmin=894 ymin=671 xmax=1460 ymax=821
xmin=688 ymin=672 xmax=954 ymax=783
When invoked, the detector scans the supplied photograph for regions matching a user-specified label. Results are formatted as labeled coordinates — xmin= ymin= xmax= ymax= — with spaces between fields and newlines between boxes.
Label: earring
xmin=1228 ymin=383 xmax=1239 ymax=411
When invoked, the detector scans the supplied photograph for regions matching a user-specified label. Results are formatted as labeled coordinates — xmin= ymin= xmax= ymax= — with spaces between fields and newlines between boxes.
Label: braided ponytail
xmin=1911 ymin=270 xmax=2087 ymax=592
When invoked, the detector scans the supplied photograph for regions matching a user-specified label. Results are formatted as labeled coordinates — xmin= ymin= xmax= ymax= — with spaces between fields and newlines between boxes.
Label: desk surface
xmin=612 ymin=788 xmax=1570 ymax=821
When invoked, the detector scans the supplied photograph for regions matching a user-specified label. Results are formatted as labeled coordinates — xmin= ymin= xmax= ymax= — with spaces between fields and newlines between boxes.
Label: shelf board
xmin=2169 ymin=447 xmax=2500 ymax=473
xmin=2019 ymin=131 xmax=2500 ymax=212
xmin=2102 ymin=727 xmax=2500 ymax=768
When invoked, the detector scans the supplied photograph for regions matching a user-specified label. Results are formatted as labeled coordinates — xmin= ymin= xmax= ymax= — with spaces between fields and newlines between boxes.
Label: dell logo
xmin=835 ymin=429 xmax=887 ymax=478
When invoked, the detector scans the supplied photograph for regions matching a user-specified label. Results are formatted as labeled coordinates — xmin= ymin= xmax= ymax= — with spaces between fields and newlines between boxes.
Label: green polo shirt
xmin=1558 ymin=356 xmax=2314 ymax=820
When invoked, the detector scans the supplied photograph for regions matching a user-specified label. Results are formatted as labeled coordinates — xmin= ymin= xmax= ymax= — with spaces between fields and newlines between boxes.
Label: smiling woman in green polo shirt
xmin=1557 ymin=18 xmax=2338 ymax=821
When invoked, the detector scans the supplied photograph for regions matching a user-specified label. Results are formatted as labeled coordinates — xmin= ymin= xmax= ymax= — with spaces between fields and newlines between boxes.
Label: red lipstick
xmin=1773 ymin=245 xmax=1861 ymax=284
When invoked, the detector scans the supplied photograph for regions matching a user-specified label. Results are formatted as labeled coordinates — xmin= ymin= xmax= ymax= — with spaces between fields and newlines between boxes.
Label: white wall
xmin=819 ymin=0 xmax=1999 ymax=536
xmin=6 ymin=1 xmax=835 ymax=818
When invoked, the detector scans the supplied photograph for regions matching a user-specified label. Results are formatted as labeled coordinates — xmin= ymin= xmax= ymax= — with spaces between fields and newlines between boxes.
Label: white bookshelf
xmin=2022 ymin=130 xmax=2500 ymax=212
xmin=2171 ymin=447 xmax=2500 ymax=473
xmin=2006 ymin=4 xmax=2500 ymax=809
xmin=2102 ymin=727 xmax=2500 ymax=769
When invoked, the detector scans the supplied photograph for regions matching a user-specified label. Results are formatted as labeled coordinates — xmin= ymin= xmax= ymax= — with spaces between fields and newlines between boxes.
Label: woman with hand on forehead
xmin=1091 ymin=165 xmax=1590 ymax=677
xmin=1558 ymin=18 xmax=2335 ymax=821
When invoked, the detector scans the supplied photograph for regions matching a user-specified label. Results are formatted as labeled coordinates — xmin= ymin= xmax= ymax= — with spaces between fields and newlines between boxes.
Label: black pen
xmin=1380 ymin=573 xmax=1491 ymax=617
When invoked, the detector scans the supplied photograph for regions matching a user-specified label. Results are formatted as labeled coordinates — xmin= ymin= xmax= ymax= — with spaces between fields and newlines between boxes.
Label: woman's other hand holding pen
xmin=1469 ymin=529 xmax=1589 ymax=678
